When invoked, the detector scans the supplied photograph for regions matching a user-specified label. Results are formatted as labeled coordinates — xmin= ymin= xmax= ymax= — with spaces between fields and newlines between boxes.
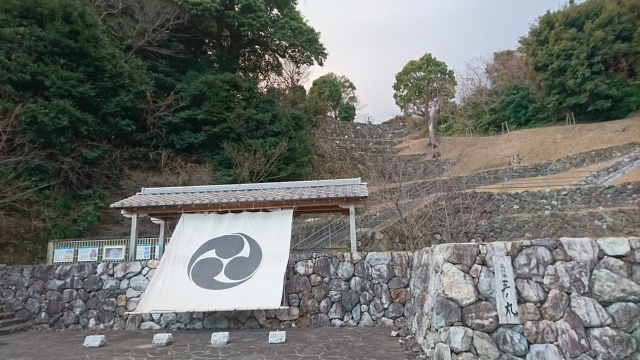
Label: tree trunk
xmin=427 ymin=107 xmax=441 ymax=158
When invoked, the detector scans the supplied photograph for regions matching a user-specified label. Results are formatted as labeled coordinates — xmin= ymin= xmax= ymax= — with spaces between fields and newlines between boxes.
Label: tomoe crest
xmin=187 ymin=233 xmax=262 ymax=290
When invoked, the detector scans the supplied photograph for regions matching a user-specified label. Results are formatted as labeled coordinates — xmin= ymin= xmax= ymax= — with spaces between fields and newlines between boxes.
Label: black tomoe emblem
xmin=187 ymin=233 xmax=262 ymax=290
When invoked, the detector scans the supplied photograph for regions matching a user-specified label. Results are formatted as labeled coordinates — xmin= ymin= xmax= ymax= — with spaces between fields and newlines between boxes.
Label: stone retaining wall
xmin=0 ymin=251 xmax=412 ymax=332
xmin=408 ymin=237 xmax=640 ymax=359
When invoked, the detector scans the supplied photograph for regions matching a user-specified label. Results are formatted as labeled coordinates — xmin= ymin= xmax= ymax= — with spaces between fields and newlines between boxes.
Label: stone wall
xmin=363 ymin=182 xmax=639 ymax=249
xmin=408 ymin=237 xmax=640 ymax=359
xmin=0 ymin=251 xmax=412 ymax=332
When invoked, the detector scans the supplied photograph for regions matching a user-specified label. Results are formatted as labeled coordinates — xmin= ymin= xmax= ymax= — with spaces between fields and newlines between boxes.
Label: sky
xmin=297 ymin=0 xmax=568 ymax=123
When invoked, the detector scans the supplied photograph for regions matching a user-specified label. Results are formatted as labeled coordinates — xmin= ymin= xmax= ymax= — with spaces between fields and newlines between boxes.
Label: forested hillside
xmin=0 ymin=0 xmax=341 ymax=263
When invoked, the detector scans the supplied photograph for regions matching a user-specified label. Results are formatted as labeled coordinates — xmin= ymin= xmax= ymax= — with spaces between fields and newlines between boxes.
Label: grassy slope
xmin=396 ymin=118 xmax=640 ymax=176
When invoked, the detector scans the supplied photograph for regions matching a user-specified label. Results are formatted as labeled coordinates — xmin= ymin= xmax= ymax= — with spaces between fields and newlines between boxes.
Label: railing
xmin=47 ymin=237 xmax=170 ymax=265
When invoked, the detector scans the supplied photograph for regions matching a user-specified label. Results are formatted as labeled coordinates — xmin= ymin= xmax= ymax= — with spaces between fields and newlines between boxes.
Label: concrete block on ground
xmin=83 ymin=335 xmax=106 ymax=348
xmin=269 ymin=331 xmax=286 ymax=344
xmin=152 ymin=333 xmax=173 ymax=346
xmin=210 ymin=332 xmax=229 ymax=345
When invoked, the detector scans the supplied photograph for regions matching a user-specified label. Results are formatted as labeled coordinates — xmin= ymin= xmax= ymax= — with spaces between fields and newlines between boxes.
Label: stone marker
xmin=493 ymin=256 xmax=520 ymax=324
xmin=269 ymin=331 xmax=286 ymax=344
xmin=152 ymin=333 xmax=173 ymax=346
xmin=83 ymin=335 xmax=106 ymax=348
xmin=210 ymin=332 xmax=229 ymax=345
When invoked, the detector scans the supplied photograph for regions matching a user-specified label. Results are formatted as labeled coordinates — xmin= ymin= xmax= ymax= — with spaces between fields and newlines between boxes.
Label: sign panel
xmin=493 ymin=255 xmax=520 ymax=324
xmin=136 ymin=244 xmax=152 ymax=260
xmin=103 ymin=245 xmax=126 ymax=261
xmin=53 ymin=247 xmax=74 ymax=263
xmin=133 ymin=210 xmax=293 ymax=313
xmin=78 ymin=246 xmax=99 ymax=262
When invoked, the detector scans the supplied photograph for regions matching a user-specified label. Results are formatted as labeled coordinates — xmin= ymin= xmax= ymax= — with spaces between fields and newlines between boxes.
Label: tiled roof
xmin=110 ymin=178 xmax=368 ymax=208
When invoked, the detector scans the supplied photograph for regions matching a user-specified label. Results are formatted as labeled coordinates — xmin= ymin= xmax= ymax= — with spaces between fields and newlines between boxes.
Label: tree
xmin=393 ymin=53 xmax=456 ymax=157
xmin=308 ymin=73 xmax=358 ymax=122
xmin=520 ymin=0 xmax=640 ymax=121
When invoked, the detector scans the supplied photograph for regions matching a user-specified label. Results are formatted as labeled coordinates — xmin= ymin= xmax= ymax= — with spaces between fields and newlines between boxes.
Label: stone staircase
xmin=0 ymin=297 xmax=32 ymax=336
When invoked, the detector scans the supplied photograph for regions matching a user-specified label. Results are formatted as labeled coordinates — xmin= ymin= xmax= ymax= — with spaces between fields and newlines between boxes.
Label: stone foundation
xmin=3 ymin=236 xmax=640 ymax=359
xmin=408 ymin=237 xmax=640 ymax=359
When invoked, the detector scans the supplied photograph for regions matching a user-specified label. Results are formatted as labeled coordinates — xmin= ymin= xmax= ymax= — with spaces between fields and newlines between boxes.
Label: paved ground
xmin=0 ymin=327 xmax=408 ymax=360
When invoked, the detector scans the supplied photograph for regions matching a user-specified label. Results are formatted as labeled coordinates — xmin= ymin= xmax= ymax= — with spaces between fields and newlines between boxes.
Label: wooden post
xmin=129 ymin=213 xmax=138 ymax=261
xmin=158 ymin=220 xmax=166 ymax=260
xmin=349 ymin=204 xmax=357 ymax=252
xmin=47 ymin=242 xmax=54 ymax=265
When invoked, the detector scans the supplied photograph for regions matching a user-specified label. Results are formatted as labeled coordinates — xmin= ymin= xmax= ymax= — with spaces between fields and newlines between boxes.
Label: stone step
xmin=0 ymin=321 xmax=32 ymax=336
xmin=0 ymin=312 xmax=15 ymax=320
xmin=0 ymin=318 xmax=19 ymax=327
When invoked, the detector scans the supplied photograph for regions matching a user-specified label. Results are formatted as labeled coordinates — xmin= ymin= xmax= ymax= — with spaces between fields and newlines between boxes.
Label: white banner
xmin=133 ymin=210 xmax=293 ymax=313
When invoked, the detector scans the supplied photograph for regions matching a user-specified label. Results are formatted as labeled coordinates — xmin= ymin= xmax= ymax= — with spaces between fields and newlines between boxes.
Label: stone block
xmin=597 ymin=237 xmax=630 ymax=256
xmin=210 ymin=332 xmax=229 ymax=345
xmin=152 ymin=333 xmax=173 ymax=346
xmin=82 ymin=335 xmax=106 ymax=348
xmin=269 ymin=331 xmax=286 ymax=344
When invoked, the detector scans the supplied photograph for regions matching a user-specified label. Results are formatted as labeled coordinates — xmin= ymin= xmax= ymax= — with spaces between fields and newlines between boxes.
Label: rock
xmin=569 ymin=293 xmax=612 ymax=327
xmin=518 ymin=303 xmax=540 ymax=323
xmin=350 ymin=276 xmax=367 ymax=292
xmin=597 ymin=237 xmax=630 ymax=256
xmin=491 ymin=326 xmax=528 ymax=356
xmin=152 ymin=333 xmax=173 ymax=346
xmin=299 ymin=294 xmax=318 ymax=315
xmin=127 ymin=298 xmax=140 ymax=312
xmin=477 ymin=267 xmax=496 ymax=304
xmin=526 ymin=344 xmax=563 ymax=360
xmin=392 ymin=252 xmax=410 ymax=277
xmin=515 ymin=279 xmax=547 ymax=303
xmin=312 ymin=283 xmax=329 ymax=301
xmin=473 ymin=331 xmax=501 ymax=360
xmin=83 ymin=335 xmax=106 ymax=348
xmin=555 ymin=309 xmax=589 ymax=358
xmin=388 ymin=276 xmax=409 ymax=289
xmin=311 ymin=257 xmax=331 ymax=278
xmin=456 ymin=353 xmax=478 ymax=360
xmin=337 ymin=262 xmax=355 ymax=281
xmin=374 ymin=283 xmax=393 ymax=309
xmin=586 ymin=327 xmax=636 ymax=359
xmin=311 ymin=313 xmax=330 ymax=327
xmin=391 ymin=288 xmax=408 ymax=304
xmin=129 ymin=275 xmax=149 ymax=291
xmin=276 ymin=307 xmax=299 ymax=321
xmin=160 ymin=313 xmax=177 ymax=328
xmin=351 ymin=306 xmax=361 ymax=322
xmin=294 ymin=260 xmax=314 ymax=276
xmin=523 ymin=320 xmax=557 ymax=344
xmin=438 ymin=243 xmax=479 ymax=268
xmin=341 ymin=290 xmax=359 ymax=312
xmin=605 ymin=302 xmax=640 ymax=332
xmin=140 ymin=321 xmax=161 ymax=330
xmin=531 ymin=238 xmax=559 ymax=250
xmin=329 ymin=279 xmax=349 ymax=292
xmin=25 ymin=298 xmax=40 ymax=314
xmin=63 ymin=310 xmax=78 ymax=326
xmin=203 ymin=314 xmax=228 ymax=329
xmin=594 ymin=257 xmax=631 ymax=278
xmin=366 ymin=252 xmax=392 ymax=266
xmin=385 ymin=303 xmax=404 ymax=319
xmin=146 ymin=260 xmax=159 ymax=269
xmin=354 ymin=261 xmax=370 ymax=278
xmin=540 ymin=289 xmax=569 ymax=321
xmin=328 ymin=303 xmax=345 ymax=319
xmin=126 ymin=288 xmax=142 ymax=298
xmin=434 ymin=297 xmax=461 ymax=329
xmin=513 ymin=246 xmax=553 ymax=278
xmin=543 ymin=261 xmax=589 ymax=294
xmin=462 ymin=301 xmax=498 ymax=332
xmin=442 ymin=263 xmax=478 ymax=307
xmin=433 ymin=343 xmax=452 ymax=360
xmin=114 ymin=262 xmax=143 ymax=279
xmin=358 ymin=312 xmax=373 ymax=327
xmin=591 ymin=268 xmax=640 ymax=303
xmin=318 ymin=298 xmax=331 ymax=314
xmin=309 ymin=274 xmax=323 ymax=286
xmin=484 ymin=242 xmax=507 ymax=270
xmin=559 ymin=237 xmax=599 ymax=270
xmin=286 ymin=275 xmax=312 ymax=294
xmin=371 ymin=264 xmax=394 ymax=284
xmin=210 ymin=332 xmax=229 ymax=345
xmin=439 ymin=326 xmax=473 ymax=353
xmin=288 ymin=294 xmax=299 ymax=307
